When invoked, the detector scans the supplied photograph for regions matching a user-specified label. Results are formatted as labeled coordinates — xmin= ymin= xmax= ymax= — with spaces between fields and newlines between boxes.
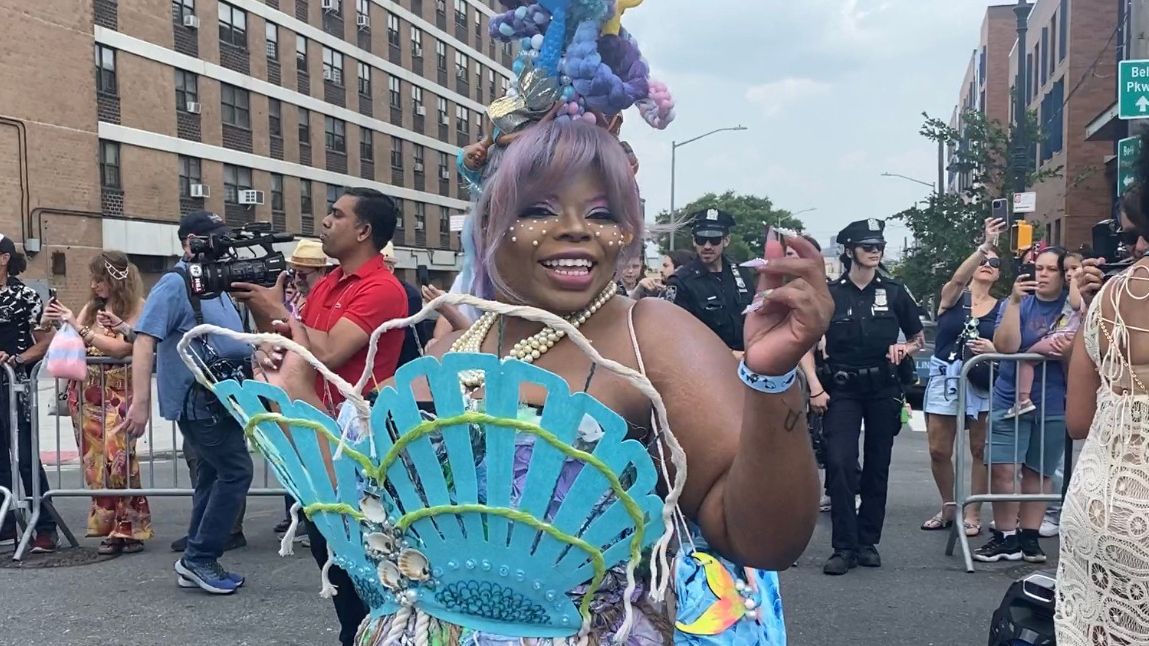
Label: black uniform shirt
xmin=825 ymin=273 xmax=922 ymax=368
xmin=664 ymin=256 xmax=755 ymax=351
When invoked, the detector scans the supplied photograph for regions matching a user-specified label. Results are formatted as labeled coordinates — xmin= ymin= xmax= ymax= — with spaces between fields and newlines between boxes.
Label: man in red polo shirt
xmin=233 ymin=186 xmax=406 ymax=646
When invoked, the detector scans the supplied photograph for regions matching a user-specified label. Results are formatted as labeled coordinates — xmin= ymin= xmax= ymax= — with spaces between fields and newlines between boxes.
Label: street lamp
xmin=771 ymin=207 xmax=816 ymax=229
xmin=669 ymin=125 xmax=749 ymax=250
xmin=880 ymin=172 xmax=935 ymax=190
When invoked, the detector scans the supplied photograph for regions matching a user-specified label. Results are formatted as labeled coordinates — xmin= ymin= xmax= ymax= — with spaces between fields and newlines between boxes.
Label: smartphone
xmin=1020 ymin=262 xmax=1036 ymax=278
xmin=416 ymin=264 xmax=431 ymax=286
xmin=47 ymin=287 xmax=57 ymax=303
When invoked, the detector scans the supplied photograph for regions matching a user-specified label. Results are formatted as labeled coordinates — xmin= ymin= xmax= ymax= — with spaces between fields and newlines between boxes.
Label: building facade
xmin=0 ymin=0 xmax=510 ymax=303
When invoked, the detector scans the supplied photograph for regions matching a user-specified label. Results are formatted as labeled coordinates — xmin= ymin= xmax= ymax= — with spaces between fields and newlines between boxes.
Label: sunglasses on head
xmin=858 ymin=243 xmax=885 ymax=253
xmin=694 ymin=235 xmax=724 ymax=247
xmin=979 ymin=257 xmax=1002 ymax=269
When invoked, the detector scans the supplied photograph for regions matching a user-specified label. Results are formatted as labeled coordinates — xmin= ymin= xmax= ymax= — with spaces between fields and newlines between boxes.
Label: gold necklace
xmin=450 ymin=282 xmax=618 ymax=388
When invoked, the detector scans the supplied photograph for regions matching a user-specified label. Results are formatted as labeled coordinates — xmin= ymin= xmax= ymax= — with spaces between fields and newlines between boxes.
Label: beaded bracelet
xmin=737 ymin=360 xmax=797 ymax=395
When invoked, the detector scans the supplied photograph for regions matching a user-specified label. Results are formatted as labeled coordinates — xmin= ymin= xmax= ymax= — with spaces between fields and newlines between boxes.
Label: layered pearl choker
xmin=451 ymin=282 xmax=618 ymax=388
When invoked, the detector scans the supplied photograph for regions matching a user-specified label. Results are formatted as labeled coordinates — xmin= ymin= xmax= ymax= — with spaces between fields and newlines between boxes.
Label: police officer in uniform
xmin=820 ymin=218 xmax=924 ymax=575
xmin=663 ymin=208 xmax=756 ymax=351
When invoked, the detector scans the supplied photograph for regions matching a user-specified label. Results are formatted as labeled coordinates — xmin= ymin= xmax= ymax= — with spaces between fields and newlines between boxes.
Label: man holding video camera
xmin=123 ymin=210 xmax=253 ymax=595
xmin=236 ymin=188 xmax=407 ymax=645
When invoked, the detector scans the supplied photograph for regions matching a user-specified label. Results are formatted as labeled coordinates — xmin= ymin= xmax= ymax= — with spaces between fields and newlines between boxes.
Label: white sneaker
xmin=819 ymin=495 xmax=831 ymax=512
xmin=1039 ymin=518 xmax=1059 ymax=538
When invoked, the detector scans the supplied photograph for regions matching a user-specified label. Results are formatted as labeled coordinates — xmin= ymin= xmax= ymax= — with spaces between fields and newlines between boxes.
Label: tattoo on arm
xmin=907 ymin=331 xmax=925 ymax=351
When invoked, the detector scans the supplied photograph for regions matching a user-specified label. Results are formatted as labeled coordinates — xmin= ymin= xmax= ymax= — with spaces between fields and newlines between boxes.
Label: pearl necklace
xmin=451 ymin=282 xmax=618 ymax=388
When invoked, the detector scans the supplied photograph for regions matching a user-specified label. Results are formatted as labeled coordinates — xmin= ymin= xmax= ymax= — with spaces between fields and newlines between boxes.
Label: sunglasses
xmin=694 ymin=235 xmax=724 ymax=247
xmin=858 ymin=243 xmax=885 ymax=253
xmin=979 ymin=257 xmax=1002 ymax=269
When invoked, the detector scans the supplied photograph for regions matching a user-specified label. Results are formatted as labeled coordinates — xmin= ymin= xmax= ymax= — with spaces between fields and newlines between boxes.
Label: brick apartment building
xmin=1007 ymin=0 xmax=1119 ymax=248
xmin=947 ymin=4 xmax=1017 ymax=195
xmin=0 ymin=0 xmax=511 ymax=304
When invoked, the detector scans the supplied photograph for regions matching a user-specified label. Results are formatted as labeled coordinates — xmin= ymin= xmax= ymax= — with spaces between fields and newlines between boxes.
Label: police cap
xmin=836 ymin=218 xmax=886 ymax=246
xmin=690 ymin=208 xmax=736 ymax=237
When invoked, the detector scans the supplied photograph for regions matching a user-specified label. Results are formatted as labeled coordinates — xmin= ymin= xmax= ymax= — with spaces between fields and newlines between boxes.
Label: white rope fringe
xmin=279 ymin=501 xmax=303 ymax=557
xmin=319 ymin=546 xmax=338 ymax=598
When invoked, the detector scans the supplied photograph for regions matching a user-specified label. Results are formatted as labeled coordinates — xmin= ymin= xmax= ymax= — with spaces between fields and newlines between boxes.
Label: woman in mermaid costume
xmin=178 ymin=2 xmax=833 ymax=643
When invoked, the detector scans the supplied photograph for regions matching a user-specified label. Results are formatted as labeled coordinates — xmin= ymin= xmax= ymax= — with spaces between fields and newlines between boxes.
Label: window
xmin=501 ymin=77 xmax=508 ymax=94
xmin=455 ymin=52 xmax=469 ymax=79
xmin=456 ymin=105 xmax=470 ymax=134
xmin=436 ymin=40 xmax=446 ymax=70
xmin=391 ymin=136 xmax=403 ymax=169
xmin=454 ymin=0 xmax=466 ymax=27
xmin=300 ymin=179 xmax=313 ymax=213
xmin=269 ymin=98 xmax=282 ymax=136
xmin=389 ymin=76 xmax=401 ymax=108
xmin=296 ymin=35 xmax=308 ymax=70
xmin=395 ymin=197 xmax=404 ymax=228
xmin=218 ymin=2 xmax=247 ymax=49
xmin=438 ymin=151 xmax=449 ymax=179
xmin=95 ymin=44 xmax=116 ymax=94
xmin=361 ymin=127 xmax=374 ymax=161
xmin=1058 ymin=0 xmax=1067 ymax=61
xmin=415 ymin=202 xmax=426 ymax=233
xmin=488 ymin=68 xmax=495 ymax=95
xmin=220 ymin=84 xmax=250 ymax=128
xmin=412 ymin=86 xmax=423 ymax=109
xmin=357 ymin=0 xmax=369 ymax=24
xmin=265 ymin=22 xmax=278 ymax=60
xmin=298 ymin=107 xmax=311 ymax=144
xmin=223 ymin=164 xmax=252 ymax=203
xmin=271 ymin=173 xmax=284 ymax=211
xmin=322 ymin=47 xmax=344 ymax=85
xmin=357 ymin=61 xmax=371 ymax=95
xmin=173 ymin=0 xmax=195 ymax=21
xmin=474 ymin=61 xmax=481 ymax=87
xmin=440 ymin=206 xmax=450 ymax=240
xmin=437 ymin=96 xmax=448 ymax=123
xmin=99 ymin=141 xmax=120 ymax=189
xmin=413 ymin=144 xmax=425 ymax=172
xmin=175 ymin=70 xmax=198 ymax=110
xmin=388 ymin=13 xmax=400 ymax=47
xmin=1040 ymin=27 xmax=1048 ymax=86
xmin=411 ymin=27 xmax=423 ymax=56
xmin=179 ymin=155 xmax=202 ymax=197
xmin=326 ymin=184 xmax=341 ymax=212
xmin=324 ymin=116 xmax=346 ymax=153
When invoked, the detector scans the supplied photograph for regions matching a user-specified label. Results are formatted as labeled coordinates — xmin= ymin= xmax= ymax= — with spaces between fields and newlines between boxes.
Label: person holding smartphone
xmin=974 ymin=246 xmax=1070 ymax=564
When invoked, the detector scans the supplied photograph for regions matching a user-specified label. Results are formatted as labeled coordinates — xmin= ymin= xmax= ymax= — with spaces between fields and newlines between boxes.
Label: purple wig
xmin=468 ymin=119 xmax=643 ymax=302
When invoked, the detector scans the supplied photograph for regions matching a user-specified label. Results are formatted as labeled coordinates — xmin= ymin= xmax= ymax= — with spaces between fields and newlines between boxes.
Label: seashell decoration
xmin=360 ymin=494 xmax=388 ymax=524
xmin=397 ymin=548 xmax=431 ymax=581
xmin=365 ymin=532 xmax=397 ymax=557
xmin=378 ymin=560 xmax=403 ymax=590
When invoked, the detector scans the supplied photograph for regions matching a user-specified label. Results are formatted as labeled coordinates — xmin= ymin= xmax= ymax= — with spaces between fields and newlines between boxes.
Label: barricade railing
xmin=9 ymin=357 xmax=287 ymax=561
xmin=945 ymin=352 xmax=1075 ymax=572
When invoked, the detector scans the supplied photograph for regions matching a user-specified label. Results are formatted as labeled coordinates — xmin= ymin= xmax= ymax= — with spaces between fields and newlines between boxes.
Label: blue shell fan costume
xmin=176 ymin=1 xmax=786 ymax=643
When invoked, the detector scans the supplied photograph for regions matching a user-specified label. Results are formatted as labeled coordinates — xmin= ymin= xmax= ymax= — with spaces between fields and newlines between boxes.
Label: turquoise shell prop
xmin=213 ymin=353 xmax=665 ymax=639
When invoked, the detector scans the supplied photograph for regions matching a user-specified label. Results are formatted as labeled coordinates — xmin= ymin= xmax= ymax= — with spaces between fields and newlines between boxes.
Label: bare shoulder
xmin=628 ymin=297 xmax=736 ymax=375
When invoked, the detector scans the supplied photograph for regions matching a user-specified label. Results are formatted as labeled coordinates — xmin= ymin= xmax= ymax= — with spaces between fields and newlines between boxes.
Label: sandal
xmin=97 ymin=539 xmax=123 ymax=555
xmin=963 ymin=520 xmax=982 ymax=537
xmin=121 ymin=540 xmax=145 ymax=554
xmin=920 ymin=511 xmax=954 ymax=531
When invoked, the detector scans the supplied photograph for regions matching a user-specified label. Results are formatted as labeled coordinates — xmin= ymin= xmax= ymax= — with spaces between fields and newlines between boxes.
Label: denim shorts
xmin=985 ymin=408 xmax=1066 ymax=475
xmin=923 ymin=374 xmax=990 ymax=417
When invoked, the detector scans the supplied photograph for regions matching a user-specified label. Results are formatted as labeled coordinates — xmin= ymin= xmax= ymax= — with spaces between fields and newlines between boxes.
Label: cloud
xmin=745 ymin=78 xmax=832 ymax=118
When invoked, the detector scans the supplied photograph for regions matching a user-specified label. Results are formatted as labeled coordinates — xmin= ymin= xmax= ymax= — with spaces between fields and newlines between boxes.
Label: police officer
xmin=820 ymin=218 xmax=924 ymax=576
xmin=663 ymin=208 xmax=755 ymax=351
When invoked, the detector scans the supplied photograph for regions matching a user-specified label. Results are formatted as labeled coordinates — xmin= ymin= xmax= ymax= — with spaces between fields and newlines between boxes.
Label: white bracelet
xmin=738 ymin=360 xmax=797 ymax=394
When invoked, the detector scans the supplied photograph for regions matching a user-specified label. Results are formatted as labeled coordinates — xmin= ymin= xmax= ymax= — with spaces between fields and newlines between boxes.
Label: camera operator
xmin=122 ymin=210 xmax=253 ymax=595
xmin=235 ymin=188 xmax=407 ymax=646
xmin=0 ymin=234 xmax=57 ymax=552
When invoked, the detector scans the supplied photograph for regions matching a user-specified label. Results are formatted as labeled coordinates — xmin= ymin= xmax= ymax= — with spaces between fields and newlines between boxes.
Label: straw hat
xmin=288 ymin=239 xmax=329 ymax=268
xmin=381 ymin=242 xmax=396 ymax=262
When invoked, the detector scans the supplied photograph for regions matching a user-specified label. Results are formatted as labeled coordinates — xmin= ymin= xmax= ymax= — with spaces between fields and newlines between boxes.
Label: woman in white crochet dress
xmin=1057 ymin=182 xmax=1149 ymax=646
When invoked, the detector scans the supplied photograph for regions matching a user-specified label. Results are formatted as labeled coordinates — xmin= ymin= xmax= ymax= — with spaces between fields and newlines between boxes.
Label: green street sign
xmin=1118 ymin=136 xmax=1142 ymax=195
xmin=1120 ymin=60 xmax=1149 ymax=119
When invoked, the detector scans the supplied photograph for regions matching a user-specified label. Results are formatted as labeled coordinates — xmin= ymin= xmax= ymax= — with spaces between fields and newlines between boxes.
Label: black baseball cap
xmin=178 ymin=209 xmax=229 ymax=239
xmin=0 ymin=234 xmax=16 ymax=256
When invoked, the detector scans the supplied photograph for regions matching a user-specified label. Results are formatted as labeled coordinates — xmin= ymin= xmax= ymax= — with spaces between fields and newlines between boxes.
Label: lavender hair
xmin=468 ymin=118 xmax=643 ymax=302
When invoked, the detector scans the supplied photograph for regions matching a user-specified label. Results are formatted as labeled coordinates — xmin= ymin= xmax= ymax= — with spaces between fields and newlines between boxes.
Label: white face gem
xmin=532 ymin=240 xmax=539 ymax=246
xmin=511 ymin=236 xmax=517 ymax=242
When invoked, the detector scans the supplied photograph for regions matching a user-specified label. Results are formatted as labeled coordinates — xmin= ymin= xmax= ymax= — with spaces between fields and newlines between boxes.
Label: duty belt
xmin=819 ymin=363 xmax=897 ymax=393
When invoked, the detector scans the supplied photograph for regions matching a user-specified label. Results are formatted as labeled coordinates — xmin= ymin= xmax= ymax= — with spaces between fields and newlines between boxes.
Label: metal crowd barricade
xmin=945 ymin=352 xmax=1075 ymax=572
xmin=11 ymin=357 xmax=287 ymax=561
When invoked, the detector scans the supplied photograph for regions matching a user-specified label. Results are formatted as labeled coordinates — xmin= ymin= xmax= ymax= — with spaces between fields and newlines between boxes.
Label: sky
xmin=621 ymin=0 xmax=1007 ymax=254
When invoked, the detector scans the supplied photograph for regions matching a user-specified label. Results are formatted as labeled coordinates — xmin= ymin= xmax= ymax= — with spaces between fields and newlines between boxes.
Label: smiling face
xmin=1034 ymin=250 xmax=1066 ymax=300
xmin=493 ymin=169 xmax=628 ymax=314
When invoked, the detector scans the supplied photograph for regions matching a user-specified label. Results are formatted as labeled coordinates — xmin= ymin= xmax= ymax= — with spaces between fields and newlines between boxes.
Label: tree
xmin=891 ymin=109 xmax=1062 ymax=311
xmin=652 ymin=191 xmax=806 ymax=263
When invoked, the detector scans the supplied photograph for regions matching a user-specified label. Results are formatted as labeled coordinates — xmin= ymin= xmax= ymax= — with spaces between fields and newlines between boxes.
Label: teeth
xmin=542 ymin=258 xmax=593 ymax=268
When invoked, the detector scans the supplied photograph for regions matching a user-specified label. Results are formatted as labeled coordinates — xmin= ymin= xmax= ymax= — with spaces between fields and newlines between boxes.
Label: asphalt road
xmin=0 ymin=428 xmax=1058 ymax=646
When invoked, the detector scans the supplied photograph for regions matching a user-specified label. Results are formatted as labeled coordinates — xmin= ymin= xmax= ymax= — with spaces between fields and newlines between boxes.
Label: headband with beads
xmin=457 ymin=0 xmax=675 ymax=191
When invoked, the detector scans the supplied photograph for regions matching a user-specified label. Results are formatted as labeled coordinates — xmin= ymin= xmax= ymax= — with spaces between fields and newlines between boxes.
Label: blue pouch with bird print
xmin=673 ymin=540 xmax=785 ymax=645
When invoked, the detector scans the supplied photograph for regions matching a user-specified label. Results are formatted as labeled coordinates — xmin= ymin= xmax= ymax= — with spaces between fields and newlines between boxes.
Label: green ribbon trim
xmin=304 ymin=502 xmax=365 ymax=521
xmin=396 ymin=504 xmax=605 ymax=620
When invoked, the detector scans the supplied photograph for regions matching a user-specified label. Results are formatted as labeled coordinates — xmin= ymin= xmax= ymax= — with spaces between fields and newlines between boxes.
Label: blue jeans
xmin=178 ymin=416 xmax=253 ymax=563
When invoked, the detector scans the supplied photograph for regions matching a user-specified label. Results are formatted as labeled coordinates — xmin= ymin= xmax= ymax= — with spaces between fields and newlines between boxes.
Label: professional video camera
xmin=185 ymin=223 xmax=295 ymax=297
xmin=1089 ymin=217 xmax=1139 ymax=281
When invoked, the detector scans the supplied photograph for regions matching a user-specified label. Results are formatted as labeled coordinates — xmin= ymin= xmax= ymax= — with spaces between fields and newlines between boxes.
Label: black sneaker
xmin=858 ymin=545 xmax=881 ymax=568
xmin=273 ymin=518 xmax=291 ymax=534
xmin=973 ymin=531 xmax=1022 ymax=563
xmin=1018 ymin=530 xmax=1047 ymax=563
xmin=822 ymin=551 xmax=858 ymax=575
xmin=170 ymin=536 xmax=187 ymax=553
